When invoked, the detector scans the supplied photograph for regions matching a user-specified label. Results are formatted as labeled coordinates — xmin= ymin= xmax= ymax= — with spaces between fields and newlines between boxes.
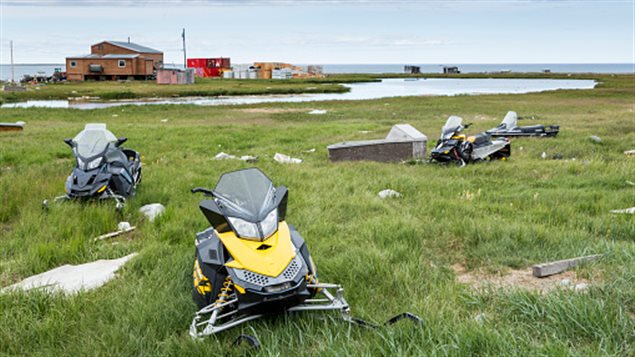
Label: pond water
xmin=2 ymin=78 xmax=596 ymax=110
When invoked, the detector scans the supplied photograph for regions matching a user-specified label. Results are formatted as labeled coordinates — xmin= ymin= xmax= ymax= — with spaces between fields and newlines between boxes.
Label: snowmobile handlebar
xmin=191 ymin=187 xmax=214 ymax=196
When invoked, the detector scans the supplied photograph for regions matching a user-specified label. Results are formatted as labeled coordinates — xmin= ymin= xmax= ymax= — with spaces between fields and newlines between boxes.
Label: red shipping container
xmin=221 ymin=58 xmax=231 ymax=68
xmin=204 ymin=67 xmax=221 ymax=77
xmin=187 ymin=58 xmax=206 ymax=69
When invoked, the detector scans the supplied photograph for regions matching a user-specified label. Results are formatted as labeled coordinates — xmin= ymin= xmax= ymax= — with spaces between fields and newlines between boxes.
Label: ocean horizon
xmin=1 ymin=63 xmax=633 ymax=81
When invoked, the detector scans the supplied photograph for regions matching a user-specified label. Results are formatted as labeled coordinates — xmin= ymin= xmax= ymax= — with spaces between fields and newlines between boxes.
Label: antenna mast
xmin=182 ymin=28 xmax=187 ymax=69
xmin=10 ymin=40 xmax=15 ymax=83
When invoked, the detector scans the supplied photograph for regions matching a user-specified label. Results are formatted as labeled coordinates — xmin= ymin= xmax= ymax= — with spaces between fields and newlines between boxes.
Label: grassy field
xmin=0 ymin=74 xmax=633 ymax=355
xmin=0 ymin=76 xmax=374 ymax=103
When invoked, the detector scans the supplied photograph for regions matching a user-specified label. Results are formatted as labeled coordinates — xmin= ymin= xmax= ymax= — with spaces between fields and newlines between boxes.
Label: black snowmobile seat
xmin=469 ymin=133 xmax=491 ymax=146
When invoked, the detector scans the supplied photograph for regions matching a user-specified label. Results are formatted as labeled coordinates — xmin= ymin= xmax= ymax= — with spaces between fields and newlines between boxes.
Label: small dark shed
xmin=443 ymin=66 xmax=460 ymax=74
xmin=327 ymin=124 xmax=428 ymax=162
xmin=404 ymin=65 xmax=421 ymax=74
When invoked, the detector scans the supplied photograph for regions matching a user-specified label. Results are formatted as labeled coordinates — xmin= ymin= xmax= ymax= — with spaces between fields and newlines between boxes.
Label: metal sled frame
xmin=47 ymin=188 xmax=127 ymax=209
xmin=189 ymin=283 xmax=351 ymax=338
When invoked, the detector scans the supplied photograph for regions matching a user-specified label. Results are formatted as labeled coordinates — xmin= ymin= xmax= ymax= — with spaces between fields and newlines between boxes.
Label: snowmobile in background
xmin=486 ymin=111 xmax=559 ymax=137
xmin=189 ymin=168 xmax=422 ymax=342
xmin=430 ymin=116 xmax=510 ymax=166
xmin=45 ymin=123 xmax=142 ymax=210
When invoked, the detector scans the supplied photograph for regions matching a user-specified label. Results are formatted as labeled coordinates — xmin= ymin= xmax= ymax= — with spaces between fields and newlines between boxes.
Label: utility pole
xmin=182 ymin=28 xmax=187 ymax=69
xmin=10 ymin=40 xmax=15 ymax=83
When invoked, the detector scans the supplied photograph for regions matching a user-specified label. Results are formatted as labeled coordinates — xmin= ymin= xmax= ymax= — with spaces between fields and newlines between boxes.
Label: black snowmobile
xmin=48 ymin=123 xmax=142 ymax=209
xmin=486 ymin=111 xmax=559 ymax=137
xmin=189 ymin=168 xmax=423 ymax=340
xmin=430 ymin=115 xmax=511 ymax=166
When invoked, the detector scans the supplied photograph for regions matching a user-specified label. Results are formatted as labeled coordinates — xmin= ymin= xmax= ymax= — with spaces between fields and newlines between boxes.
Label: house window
xmin=70 ymin=61 xmax=77 ymax=68
xmin=118 ymin=60 xmax=126 ymax=68
xmin=98 ymin=44 xmax=104 ymax=50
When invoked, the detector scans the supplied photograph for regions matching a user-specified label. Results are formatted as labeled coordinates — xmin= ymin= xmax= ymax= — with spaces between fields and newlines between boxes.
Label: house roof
xmin=106 ymin=41 xmax=162 ymax=54
xmin=102 ymin=54 xmax=140 ymax=59
xmin=67 ymin=53 xmax=140 ymax=59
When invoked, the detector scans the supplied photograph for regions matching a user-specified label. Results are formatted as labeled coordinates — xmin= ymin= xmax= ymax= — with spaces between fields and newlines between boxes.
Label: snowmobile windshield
xmin=72 ymin=124 xmax=117 ymax=158
xmin=214 ymin=168 xmax=276 ymax=220
xmin=442 ymin=116 xmax=463 ymax=137
xmin=501 ymin=111 xmax=518 ymax=129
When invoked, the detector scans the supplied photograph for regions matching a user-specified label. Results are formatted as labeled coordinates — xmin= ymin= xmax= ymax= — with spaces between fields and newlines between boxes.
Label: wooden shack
xmin=404 ymin=65 xmax=421 ymax=74
xmin=157 ymin=68 xmax=195 ymax=85
xmin=328 ymin=124 xmax=428 ymax=162
xmin=443 ymin=66 xmax=460 ymax=74
xmin=66 ymin=41 xmax=163 ymax=81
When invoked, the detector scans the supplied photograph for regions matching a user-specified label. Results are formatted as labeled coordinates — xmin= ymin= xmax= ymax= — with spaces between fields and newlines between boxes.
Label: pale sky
xmin=0 ymin=0 xmax=633 ymax=65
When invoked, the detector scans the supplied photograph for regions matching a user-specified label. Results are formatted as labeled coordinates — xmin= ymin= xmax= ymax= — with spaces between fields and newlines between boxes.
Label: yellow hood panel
xmin=220 ymin=221 xmax=295 ymax=277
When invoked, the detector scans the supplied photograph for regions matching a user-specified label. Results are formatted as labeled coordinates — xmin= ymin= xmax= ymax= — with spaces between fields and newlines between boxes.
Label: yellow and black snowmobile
xmin=189 ymin=168 xmax=350 ymax=338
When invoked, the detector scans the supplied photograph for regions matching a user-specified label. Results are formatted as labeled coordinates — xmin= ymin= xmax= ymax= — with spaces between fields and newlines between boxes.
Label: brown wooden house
xmin=66 ymin=41 xmax=163 ymax=81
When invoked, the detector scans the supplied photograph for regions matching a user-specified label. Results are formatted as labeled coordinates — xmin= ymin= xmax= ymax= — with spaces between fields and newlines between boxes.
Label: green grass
xmin=0 ymin=76 xmax=354 ymax=103
xmin=0 ymin=74 xmax=633 ymax=355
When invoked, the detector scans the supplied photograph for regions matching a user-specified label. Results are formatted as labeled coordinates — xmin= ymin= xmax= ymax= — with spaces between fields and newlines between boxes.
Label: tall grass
xmin=0 ymin=74 xmax=633 ymax=355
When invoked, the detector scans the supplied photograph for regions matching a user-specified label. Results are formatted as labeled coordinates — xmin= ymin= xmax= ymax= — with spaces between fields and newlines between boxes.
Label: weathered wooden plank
xmin=532 ymin=254 xmax=603 ymax=278
xmin=93 ymin=227 xmax=136 ymax=242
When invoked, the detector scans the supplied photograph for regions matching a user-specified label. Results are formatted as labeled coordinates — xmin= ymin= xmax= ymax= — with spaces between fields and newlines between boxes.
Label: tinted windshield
xmin=72 ymin=124 xmax=117 ymax=157
xmin=501 ymin=111 xmax=518 ymax=129
xmin=442 ymin=116 xmax=463 ymax=135
xmin=214 ymin=168 xmax=275 ymax=219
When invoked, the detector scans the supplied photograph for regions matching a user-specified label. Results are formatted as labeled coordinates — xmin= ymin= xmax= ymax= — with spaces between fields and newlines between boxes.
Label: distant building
xmin=443 ymin=66 xmax=460 ymax=74
xmin=66 ymin=41 xmax=164 ymax=81
xmin=157 ymin=68 xmax=195 ymax=85
xmin=404 ymin=65 xmax=421 ymax=74
xmin=186 ymin=58 xmax=231 ymax=78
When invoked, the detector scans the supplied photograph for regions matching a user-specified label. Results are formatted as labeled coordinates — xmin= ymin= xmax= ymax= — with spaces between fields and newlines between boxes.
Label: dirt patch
xmin=452 ymin=264 xmax=590 ymax=293
xmin=239 ymin=108 xmax=306 ymax=114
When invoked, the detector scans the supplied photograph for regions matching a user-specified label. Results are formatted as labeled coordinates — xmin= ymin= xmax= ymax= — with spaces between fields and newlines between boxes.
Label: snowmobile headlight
xmin=264 ymin=281 xmax=292 ymax=293
xmin=228 ymin=217 xmax=260 ymax=239
xmin=260 ymin=209 xmax=278 ymax=239
xmin=86 ymin=157 xmax=103 ymax=170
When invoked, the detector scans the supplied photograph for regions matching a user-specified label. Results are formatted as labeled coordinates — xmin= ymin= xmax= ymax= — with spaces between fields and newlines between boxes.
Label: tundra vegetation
xmin=0 ymin=74 xmax=633 ymax=355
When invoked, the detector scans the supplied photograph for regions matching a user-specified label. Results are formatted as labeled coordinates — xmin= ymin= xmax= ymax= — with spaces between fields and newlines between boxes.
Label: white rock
xmin=214 ymin=152 xmax=236 ymax=160
xmin=117 ymin=221 xmax=132 ymax=231
xmin=574 ymin=283 xmax=589 ymax=292
xmin=1 ymin=253 xmax=137 ymax=294
xmin=308 ymin=109 xmax=327 ymax=115
xmin=239 ymin=155 xmax=258 ymax=163
xmin=541 ymin=152 xmax=548 ymax=159
xmin=474 ymin=313 xmax=486 ymax=324
xmin=626 ymin=181 xmax=635 ymax=186
xmin=624 ymin=149 xmax=635 ymax=156
xmin=112 ymin=114 xmax=119 ymax=117
xmin=589 ymin=135 xmax=602 ymax=143
xmin=378 ymin=189 xmax=401 ymax=199
xmin=274 ymin=153 xmax=302 ymax=164
xmin=610 ymin=207 xmax=635 ymax=214
xmin=139 ymin=203 xmax=165 ymax=222
xmin=160 ymin=119 xmax=168 ymax=123
xmin=305 ymin=148 xmax=316 ymax=153
xmin=560 ymin=278 xmax=572 ymax=286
